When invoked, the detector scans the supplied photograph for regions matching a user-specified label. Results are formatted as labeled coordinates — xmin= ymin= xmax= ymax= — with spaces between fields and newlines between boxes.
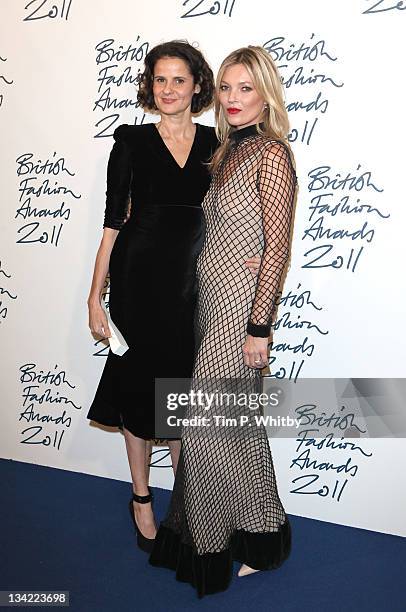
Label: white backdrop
xmin=1 ymin=0 xmax=405 ymax=537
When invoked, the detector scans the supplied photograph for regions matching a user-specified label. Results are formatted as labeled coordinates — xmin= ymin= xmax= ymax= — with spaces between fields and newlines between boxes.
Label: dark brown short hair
xmin=137 ymin=40 xmax=214 ymax=114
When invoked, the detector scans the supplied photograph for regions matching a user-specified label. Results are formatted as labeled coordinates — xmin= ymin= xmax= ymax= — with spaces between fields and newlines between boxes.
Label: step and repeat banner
xmin=1 ymin=1 xmax=405 ymax=536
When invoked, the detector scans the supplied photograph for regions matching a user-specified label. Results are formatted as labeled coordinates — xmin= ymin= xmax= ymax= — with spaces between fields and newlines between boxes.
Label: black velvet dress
xmin=87 ymin=122 xmax=218 ymax=439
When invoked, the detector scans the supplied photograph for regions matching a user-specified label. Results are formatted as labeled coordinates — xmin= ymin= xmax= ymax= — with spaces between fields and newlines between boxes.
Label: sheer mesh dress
xmin=149 ymin=124 xmax=297 ymax=597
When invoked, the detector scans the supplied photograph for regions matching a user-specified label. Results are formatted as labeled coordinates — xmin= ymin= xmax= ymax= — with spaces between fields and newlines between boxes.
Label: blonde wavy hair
xmin=210 ymin=45 xmax=290 ymax=172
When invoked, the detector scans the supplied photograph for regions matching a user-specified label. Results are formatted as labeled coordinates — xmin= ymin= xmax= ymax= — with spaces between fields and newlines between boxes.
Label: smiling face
xmin=152 ymin=56 xmax=201 ymax=117
xmin=218 ymin=63 xmax=265 ymax=129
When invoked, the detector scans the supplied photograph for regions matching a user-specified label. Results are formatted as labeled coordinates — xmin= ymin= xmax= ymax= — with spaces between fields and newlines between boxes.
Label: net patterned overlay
xmin=151 ymin=125 xmax=297 ymax=588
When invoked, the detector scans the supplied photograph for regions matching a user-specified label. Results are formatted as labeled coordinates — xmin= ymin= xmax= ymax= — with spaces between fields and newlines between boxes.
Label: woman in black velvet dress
xmin=86 ymin=41 xmax=259 ymax=554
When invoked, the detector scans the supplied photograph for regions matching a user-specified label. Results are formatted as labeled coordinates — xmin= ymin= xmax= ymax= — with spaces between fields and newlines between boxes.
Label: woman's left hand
xmin=242 ymin=335 xmax=269 ymax=369
xmin=245 ymin=255 xmax=261 ymax=276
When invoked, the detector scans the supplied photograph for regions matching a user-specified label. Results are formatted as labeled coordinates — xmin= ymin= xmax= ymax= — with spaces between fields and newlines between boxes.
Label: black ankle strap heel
xmin=129 ymin=486 xmax=155 ymax=553
xmin=132 ymin=486 xmax=154 ymax=505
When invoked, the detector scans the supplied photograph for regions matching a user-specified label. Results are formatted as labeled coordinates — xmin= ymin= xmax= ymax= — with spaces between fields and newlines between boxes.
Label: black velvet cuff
xmin=103 ymin=219 xmax=125 ymax=231
xmin=246 ymin=320 xmax=271 ymax=337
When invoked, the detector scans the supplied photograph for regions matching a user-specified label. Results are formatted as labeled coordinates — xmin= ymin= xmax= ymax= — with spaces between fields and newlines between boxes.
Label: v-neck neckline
xmin=151 ymin=122 xmax=199 ymax=170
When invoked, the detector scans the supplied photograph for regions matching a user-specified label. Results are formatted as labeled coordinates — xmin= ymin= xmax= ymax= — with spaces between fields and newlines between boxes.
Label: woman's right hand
xmin=87 ymin=228 xmax=118 ymax=339
xmin=88 ymin=299 xmax=111 ymax=338
xmin=245 ymin=255 xmax=261 ymax=276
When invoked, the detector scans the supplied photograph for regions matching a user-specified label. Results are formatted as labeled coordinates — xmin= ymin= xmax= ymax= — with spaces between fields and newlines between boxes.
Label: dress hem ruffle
xmin=86 ymin=410 xmax=180 ymax=442
xmin=148 ymin=518 xmax=291 ymax=598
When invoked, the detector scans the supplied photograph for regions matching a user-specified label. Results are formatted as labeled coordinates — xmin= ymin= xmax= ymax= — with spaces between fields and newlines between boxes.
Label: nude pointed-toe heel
xmin=238 ymin=564 xmax=260 ymax=577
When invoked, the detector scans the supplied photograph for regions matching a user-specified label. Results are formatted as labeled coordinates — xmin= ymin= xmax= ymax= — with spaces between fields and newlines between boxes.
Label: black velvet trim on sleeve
xmin=246 ymin=320 xmax=271 ymax=338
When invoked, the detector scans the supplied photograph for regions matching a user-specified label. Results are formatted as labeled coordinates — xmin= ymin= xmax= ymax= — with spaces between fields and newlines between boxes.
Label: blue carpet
xmin=0 ymin=458 xmax=404 ymax=611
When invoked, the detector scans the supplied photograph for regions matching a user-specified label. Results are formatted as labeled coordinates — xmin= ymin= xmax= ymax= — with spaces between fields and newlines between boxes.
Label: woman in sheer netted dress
xmin=149 ymin=45 xmax=297 ymax=597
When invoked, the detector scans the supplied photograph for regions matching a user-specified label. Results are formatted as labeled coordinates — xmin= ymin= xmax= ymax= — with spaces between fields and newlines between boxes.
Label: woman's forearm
xmin=87 ymin=228 xmax=119 ymax=305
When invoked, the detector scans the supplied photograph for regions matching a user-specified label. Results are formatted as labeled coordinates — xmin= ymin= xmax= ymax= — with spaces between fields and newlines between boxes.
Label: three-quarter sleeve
xmin=103 ymin=124 xmax=133 ymax=230
xmin=247 ymin=141 xmax=297 ymax=338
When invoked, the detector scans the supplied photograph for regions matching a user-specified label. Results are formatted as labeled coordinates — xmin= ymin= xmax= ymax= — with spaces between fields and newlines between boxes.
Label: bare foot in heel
xmin=238 ymin=564 xmax=260 ymax=577
xmin=132 ymin=500 xmax=157 ymax=539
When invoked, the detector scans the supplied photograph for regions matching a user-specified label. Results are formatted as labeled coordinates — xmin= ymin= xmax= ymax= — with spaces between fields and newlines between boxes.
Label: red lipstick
xmin=227 ymin=108 xmax=241 ymax=115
